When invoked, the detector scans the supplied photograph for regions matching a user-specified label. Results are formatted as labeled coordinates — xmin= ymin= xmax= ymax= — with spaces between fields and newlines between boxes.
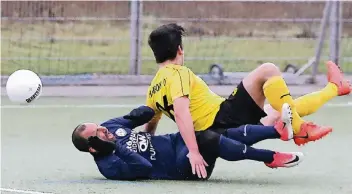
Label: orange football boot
xmin=294 ymin=122 xmax=333 ymax=146
xmin=265 ymin=152 xmax=304 ymax=168
xmin=326 ymin=61 xmax=351 ymax=96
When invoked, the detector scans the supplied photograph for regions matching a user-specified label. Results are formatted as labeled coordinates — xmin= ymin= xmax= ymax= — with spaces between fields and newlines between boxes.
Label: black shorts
xmin=182 ymin=130 xmax=220 ymax=180
xmin=173 ymin=130 xmax=219 ymax=180
xmin=208 ymin=81 xmax=267 ymax=133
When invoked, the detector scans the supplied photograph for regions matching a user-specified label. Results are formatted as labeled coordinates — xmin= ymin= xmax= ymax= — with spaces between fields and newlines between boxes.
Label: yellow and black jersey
xmin=146 ymin=64 xmax=225 ymax=131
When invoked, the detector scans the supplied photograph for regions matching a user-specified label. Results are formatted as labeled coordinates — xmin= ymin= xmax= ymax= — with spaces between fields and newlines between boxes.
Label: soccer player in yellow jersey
xmin=145 ymin=23 xmax=351 ymax=179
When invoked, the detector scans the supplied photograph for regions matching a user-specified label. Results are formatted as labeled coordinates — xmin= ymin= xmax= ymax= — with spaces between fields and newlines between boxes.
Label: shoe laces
xmin=304 ymin=122 xmax=317 ymax=128
xmin=335 ymin=63 xmax=343 ymax=73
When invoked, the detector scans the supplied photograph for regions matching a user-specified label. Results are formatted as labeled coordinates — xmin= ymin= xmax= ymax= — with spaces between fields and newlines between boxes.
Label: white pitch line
xmin=0 ymin=104 xmax=142 ymax=109
xmin=0 ymin=188 xmax=54 ymax=194
xmin=0 ymin=102 xmax=351 ymax=109
xmin=325 ymin=102 xmax=352 ymax=107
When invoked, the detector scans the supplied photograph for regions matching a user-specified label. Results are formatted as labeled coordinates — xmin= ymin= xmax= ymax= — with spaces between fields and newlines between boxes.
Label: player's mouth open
xmin=107 ymin=132 xmax=116 ymax=141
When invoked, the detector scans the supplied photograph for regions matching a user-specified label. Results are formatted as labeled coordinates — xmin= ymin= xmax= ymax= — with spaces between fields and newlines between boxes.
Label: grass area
xmin=1 ymin=22 xmax=352 ymax=75
xmin=1 ymin=96 xmax=352 ymax=193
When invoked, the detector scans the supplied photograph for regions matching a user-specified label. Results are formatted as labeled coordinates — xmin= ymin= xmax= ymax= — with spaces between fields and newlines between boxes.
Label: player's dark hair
xmin=148 ymin=23 xmax=185 ymax=63
xmin=72 ymin=124 xmax=89 ymax=152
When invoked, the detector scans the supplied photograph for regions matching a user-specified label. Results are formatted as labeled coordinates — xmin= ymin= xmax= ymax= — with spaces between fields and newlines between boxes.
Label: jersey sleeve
xmin=169 ymin=69 xmax=191 ymax=101
xmin=95 ymin=145 xmax=152 ymax=180
xmin=146 ymin=92 xmax=156 ymax=111
xmin=101 ymin=106 xmax=155 ymax=129
xmin=146 ymin=90 xmax=162 ymax=123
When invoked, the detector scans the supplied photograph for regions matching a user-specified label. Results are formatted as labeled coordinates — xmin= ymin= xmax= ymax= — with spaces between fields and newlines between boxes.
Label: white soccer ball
xmin=6 ymin=69 xmax=43 ymax=104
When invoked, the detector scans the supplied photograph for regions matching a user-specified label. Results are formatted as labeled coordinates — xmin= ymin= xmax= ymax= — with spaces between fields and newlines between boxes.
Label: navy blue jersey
xmin=93 ymin=106 xmax=184 ymax=180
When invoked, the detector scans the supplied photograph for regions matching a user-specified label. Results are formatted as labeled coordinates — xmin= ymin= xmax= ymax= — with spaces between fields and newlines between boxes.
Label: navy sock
xmin=218 ymin=136 xmax=275 ymax=163
xmin=226 ymin=124 xmax=280 ymax=146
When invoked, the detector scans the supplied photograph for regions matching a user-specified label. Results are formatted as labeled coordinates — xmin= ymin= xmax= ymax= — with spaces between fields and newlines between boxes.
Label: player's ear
xmin=178 ymin=45 xmax=183 ymax=55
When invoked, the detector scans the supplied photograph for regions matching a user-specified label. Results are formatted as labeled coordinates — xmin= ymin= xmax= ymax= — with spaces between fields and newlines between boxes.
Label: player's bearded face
xmin=95 ymin=126 xmax=116 ymax=142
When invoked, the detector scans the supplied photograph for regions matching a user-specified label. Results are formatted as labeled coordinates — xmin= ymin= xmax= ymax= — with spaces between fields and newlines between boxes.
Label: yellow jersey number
xmin=156 ymin=95 xmax=175 ymax=121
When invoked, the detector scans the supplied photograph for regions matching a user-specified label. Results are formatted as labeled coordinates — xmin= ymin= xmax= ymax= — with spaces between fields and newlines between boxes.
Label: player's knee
xmin=264 ymin=104 xmax=279 ymax=117
xmin=258 ymin=63 xmax=281 ymax=78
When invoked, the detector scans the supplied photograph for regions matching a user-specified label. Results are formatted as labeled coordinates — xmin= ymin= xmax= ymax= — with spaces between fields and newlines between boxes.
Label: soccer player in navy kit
xmin=71 ymin=105 xmax=303 ymax=180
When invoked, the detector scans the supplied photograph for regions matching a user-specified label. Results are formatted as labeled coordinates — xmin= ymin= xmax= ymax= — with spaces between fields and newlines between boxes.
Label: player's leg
xmin=294 ymin=61 xmax=350 ymax=116
xmin=261 ymin=61 xmax=351 ymax=127
xmin=218 ymin=135 xmax=304 ymax=168
xmin=262 ymin=82 xmax=342 ymax=125
xmin=263 ymin=61 xmax=351 ymax=120
xmin=225 ymin=125 xmax=279 ymax=146
xmin=242 ymin=62 xmax=332 ymax=145
xmin=294 ymin=85 xmax=338 ymax=117
xmin=225 ymin=103 xmax=293 ymax=146
xmin=242 ymin=62 xmax=305 ymax=131
xmin=196 ymin=127 xmax=302 ymax=169
xmin=191 ymin=129 xmax=303 ymax=169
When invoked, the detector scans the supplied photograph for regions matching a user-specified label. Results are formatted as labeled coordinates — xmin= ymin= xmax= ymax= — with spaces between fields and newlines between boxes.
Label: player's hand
xmin=187 ymin=151 xmax=209 ymax=179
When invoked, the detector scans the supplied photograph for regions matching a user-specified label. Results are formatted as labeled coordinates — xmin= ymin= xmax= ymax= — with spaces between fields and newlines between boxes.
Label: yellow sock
xmin=294 ymin=83 xmax=338 ymax=117
xmin=263 ymin=76 xmax=304 ymax=134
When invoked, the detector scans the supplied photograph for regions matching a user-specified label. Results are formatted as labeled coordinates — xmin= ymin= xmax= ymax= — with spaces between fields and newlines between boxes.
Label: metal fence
xmin=1 ymin=1 xmax=351 ymax=85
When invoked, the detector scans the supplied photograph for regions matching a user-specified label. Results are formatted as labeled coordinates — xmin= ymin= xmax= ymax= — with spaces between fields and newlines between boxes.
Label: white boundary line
xmin=0 ymin=104 xmax=143 ymax=109
xmin=0 ymin=102 xmax=351 ymax=109
xmin=325 ymin=102 xmax=352 ymax=107
xmin=0 ymin=188 xmax=53 ymax=194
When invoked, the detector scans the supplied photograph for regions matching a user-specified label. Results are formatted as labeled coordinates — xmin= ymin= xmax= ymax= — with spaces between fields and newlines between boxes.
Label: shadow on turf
xmin=76 ymin=177 xmax=298 ymax=186
xmin=205 ymin=178 xmax=282 ymax=185
xmin=43 ymin=175 xmax=309 ymax=186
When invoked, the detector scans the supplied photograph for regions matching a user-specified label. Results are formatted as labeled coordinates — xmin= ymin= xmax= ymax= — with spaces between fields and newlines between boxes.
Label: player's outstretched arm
xmin=101 ymin=106 xmax=155 ymax=130
xmin=144 ymin=98 xmax=162 ymax=135
xmin=121 ymin=106 xmax=155 ymax=129
xmin=174 ymin=97 xmax=199 ymax=152
xmin=174 ymin=97 xmax=208 ymax=179
xmin=95 ymin=144 xmax=152 ymax=180
xmin=168 ymin=68 xmax=208 ymax=178
xmin=144 ymin=115 xmax=160 ymax=135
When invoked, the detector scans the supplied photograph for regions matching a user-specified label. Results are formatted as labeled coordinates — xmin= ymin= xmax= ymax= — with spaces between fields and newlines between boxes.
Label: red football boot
xmin=294 ymin=122 xmax=333 ymax=146
xmin=326 ymin=61 xmax=351 ymax=96
xmin=265 ymin=152 xmax=304 ymax=168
